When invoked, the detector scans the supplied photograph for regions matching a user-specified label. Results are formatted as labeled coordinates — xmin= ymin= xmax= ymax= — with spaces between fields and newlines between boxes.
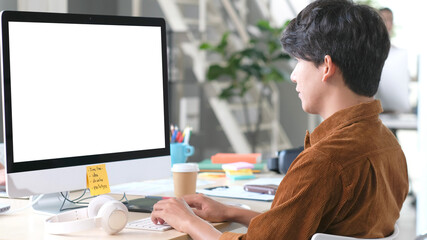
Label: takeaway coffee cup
xmin=172 ymin=163 xmax=199 ymax=198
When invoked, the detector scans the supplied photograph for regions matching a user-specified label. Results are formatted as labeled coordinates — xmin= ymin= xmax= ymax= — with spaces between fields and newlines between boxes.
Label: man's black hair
xmin=281 ymin=0 xmax=390 ymax=97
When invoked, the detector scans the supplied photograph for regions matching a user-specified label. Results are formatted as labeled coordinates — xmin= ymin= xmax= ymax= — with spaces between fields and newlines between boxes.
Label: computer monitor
xmin=376 ymin=46 xmax=412 ymax=113
xmin=0 ymin=11 xmax=171 ymax=211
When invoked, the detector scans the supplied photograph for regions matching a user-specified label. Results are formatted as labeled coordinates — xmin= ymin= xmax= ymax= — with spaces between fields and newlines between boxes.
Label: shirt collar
xmin=304 ymin=100 xmax=383 ymax=148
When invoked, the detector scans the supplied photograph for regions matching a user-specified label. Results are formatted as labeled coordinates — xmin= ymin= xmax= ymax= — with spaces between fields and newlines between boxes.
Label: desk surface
xmin=0 ymin=173 xmax=279 ymax=240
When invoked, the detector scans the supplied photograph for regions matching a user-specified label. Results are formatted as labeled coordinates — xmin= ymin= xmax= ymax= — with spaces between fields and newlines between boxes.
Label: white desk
xmin=0 ymin=173 xmax=279 ymax=239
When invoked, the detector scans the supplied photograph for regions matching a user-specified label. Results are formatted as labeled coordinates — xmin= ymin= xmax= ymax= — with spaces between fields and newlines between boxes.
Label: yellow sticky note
xmin=225 ymin=169 xmax=253 ymax=176
xmin=86 ymin=164 xmax=111 ymax=196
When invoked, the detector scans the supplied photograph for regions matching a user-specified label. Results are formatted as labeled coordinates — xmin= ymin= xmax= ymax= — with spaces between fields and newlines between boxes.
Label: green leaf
xmin=215 ymin=32 xmax=230 ymax=56
xmin=207 ymin=64 xmax=230 ymax=80
xmin=240 ymin=48 xmax=265 ymax=61
xmin=219 ymin=85 xmax=236 ymax=99
xmin=256 ymin=20 xmax=272 ymax=32
xmin=268 ymin=41 xmax=281 ymax=54
xmin=228 ymin=54 xmax=243 ymax=68
xmin=239 ymin=64 xmax=262 ymax=79
xmin=266 ymin=67 xmax=289 ymax=83
xmin=199 ymin=42 xmax=212 ymax=50
xmin=273 ymin=53 xmax=291 ymax=61
xmin=238 ymin=76 xmax=251 ymax=97
xmin=201 ymin=20 xmax=293 ymax=100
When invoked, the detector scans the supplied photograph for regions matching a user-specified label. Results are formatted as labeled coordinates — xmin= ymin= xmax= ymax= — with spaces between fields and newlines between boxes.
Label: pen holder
xmin=170 ymin=143 xmax=194 ymax=167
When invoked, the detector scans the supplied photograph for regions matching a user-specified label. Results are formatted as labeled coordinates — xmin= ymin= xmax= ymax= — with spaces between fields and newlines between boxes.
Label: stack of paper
xmin=211 ymin=153 xmax=262 ymax=164
xmin=197 ymin=159 xmax=266 ymax=172
xmin=222 ymin=162 xmax=256 ymax=180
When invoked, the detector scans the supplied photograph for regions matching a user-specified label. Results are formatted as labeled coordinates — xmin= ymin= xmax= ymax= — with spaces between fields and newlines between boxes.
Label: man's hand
xmin=151 ymin=197 xmax=221 ymax=240
xmin=183 ymin=193 xmax=231 ymax=223
xmin=151 ymin=197 xmax=199 ymax=231
xmin=184 ymin=193 xmax=261 ymax=226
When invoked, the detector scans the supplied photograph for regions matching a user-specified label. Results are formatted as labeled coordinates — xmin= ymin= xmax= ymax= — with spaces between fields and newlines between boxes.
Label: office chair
xmin=311 ymin=225 xmax=399 ymax=240
xmin=267 ymin=146 xmax=304 ymax=174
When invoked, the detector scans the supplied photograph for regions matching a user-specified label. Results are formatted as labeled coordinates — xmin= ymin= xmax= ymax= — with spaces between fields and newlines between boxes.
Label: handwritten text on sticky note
xmin=86 ymin=164 xmax=111 ymax=196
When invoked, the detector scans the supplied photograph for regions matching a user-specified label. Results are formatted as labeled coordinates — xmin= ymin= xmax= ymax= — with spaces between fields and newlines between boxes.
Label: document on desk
xmin=197 ymin=177 xmax=283 ymax=201
xmin=110 ymin=178 xmax=213 ymax=196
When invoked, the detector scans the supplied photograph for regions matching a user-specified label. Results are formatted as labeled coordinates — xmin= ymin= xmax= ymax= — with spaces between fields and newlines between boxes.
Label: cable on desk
xmin=59 ymin=190 xmax=129 ymax=212
xmin=0 ymin=194 xmax=44 ymax=215
xmin=1 ymin=191 xmax=129 ymax=215
xmin=59 ymin=189 xmax=93 ymax=212
xmin=120 ymin=192 xmax=129 ymax=203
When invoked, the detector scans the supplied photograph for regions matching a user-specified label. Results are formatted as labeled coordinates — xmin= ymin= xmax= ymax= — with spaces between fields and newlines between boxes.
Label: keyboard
xmin=0 ymin=202 xmax=10 ymax=213
xmin=126 ymin=217 xmax=173 ymax=232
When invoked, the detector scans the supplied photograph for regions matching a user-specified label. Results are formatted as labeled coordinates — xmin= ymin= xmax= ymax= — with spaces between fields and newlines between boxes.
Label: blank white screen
xmin=8 ymin=22 xmax=165 ymax=162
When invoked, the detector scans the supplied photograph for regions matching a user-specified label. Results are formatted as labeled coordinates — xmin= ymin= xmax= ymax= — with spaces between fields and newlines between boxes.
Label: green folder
xmin=198 ymin=159 xmax=266 ymax=172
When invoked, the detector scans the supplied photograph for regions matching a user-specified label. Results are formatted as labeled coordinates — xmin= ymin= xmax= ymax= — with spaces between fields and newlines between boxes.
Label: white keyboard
xmin=126 ymin=217 xmax=173 ymax=232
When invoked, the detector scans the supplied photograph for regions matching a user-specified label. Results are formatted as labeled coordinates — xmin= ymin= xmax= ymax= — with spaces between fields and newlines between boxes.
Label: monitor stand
xmin=32 ymin=192 xmax=85 ymax=215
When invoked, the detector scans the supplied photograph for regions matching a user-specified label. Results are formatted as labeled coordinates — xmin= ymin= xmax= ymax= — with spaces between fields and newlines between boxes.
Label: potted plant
xmin=200 ymin=20 xmax=291 ymax=152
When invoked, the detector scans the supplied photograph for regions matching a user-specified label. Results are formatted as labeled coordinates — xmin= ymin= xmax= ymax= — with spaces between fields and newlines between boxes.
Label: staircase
xmin=157 ymin=0 xmax=293 ymax=156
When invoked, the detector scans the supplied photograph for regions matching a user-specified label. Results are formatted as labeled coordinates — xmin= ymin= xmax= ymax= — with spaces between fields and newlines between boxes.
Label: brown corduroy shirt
xmin=220 ymin=100 xmax=409 ymax=240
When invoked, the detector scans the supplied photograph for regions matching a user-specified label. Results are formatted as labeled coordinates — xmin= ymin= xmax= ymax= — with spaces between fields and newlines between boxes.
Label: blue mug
xmin=170 ymin=143 xmax=195 ymax=166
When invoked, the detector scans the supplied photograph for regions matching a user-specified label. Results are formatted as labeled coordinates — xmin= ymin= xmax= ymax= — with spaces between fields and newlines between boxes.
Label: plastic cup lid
xmin=172 ymin=163 xmax=199 ymax=172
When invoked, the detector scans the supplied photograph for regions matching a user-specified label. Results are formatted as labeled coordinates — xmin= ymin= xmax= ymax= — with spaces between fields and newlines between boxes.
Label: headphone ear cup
xmin=87 ymin=195 xmax=116 ymax=218
xmin=97 ymin=200 xmax=129 ymax=235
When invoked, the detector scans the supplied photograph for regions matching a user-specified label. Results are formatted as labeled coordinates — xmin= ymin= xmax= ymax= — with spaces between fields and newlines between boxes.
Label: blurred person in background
xmin=376 ymin=7 xmax=412 ymax=115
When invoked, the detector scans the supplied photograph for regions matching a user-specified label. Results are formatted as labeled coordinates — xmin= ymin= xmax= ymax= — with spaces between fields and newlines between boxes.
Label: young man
xmin=150 ymin=0 xmax=409 ymax=239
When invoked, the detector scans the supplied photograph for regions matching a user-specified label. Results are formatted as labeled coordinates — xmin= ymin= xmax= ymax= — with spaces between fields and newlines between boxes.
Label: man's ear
xmin=321 ymin=55 xmax=337 ymax=82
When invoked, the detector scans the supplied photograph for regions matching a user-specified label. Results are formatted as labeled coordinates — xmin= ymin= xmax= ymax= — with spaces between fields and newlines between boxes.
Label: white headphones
xmin=45 ymin=195 xmax=129 ymax=235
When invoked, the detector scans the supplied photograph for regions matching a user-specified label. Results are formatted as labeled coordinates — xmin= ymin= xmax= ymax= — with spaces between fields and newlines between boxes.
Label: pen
xmin=184 ymin=127 xmax=192 ymax=144
xmin=175 ymin=131 xmax=182 ymax=143
xmin=170 ymin=125 xmax=174 ymax=142
xmin=145 ymin=196 xmax=172 ymax=200
xmin=204 ymin=186 xmax=229 ymax=190
xmin=171 ymin=126 xmax=178 ymax=143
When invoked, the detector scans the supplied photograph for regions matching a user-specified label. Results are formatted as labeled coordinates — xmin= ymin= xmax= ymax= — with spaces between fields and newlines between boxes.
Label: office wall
xmin=68 ymin=0 xmax=117 ymax=15
xmin=0 ymin=1 xmax=17 ymax=10
xmin=0 ymin=0 xmax=310 ymax=157
xmin=277 ymin=79 xmax=308 ymax=147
